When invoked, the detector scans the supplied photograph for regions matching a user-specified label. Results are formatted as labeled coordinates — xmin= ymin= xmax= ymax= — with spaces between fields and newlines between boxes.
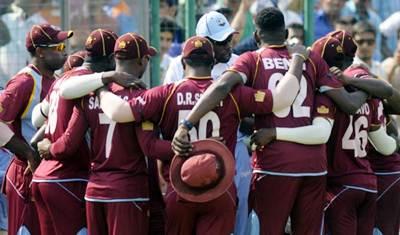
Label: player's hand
xmin=250 ymin=128 xmax=276 ymax=151
xmin=330 ymin=66 xmax=351 ymax=85
xmin=287 ymin=44 xmax=310 ymax=60
xmin=25 ymin=150 xmax=40 ymax=174
xmin=172 ymin=125 xmax=193 ymax=157
xmin=37 ymin=138 xmax=52 ymax=160
xmin=102 ymin=71 xmax=147 ymax=89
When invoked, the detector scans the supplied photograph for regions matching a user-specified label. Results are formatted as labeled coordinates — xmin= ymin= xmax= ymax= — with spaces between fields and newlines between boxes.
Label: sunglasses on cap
xmin=37 ymin=43 xmax=66 ymax=52
xmin=355 ymin=39 xmax=375 ymax=46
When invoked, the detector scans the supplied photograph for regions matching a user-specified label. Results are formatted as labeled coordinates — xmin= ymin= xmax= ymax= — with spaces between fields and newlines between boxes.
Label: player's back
xmin=239 ymin=47 xmax=340 ymax=175
xmin=327 ymin=66 xmax=382 ymax=190
xmin=82 ymin=83 xmax=148 ymax=201
xmin=157 ymin=78 xmax=245 ymax=153
xmin=34 ymin=67 xmax=92 ymax=181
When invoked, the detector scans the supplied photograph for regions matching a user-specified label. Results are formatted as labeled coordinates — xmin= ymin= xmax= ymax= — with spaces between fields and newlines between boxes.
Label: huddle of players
xmin=1 ymin=6 xmax=400 ymax=235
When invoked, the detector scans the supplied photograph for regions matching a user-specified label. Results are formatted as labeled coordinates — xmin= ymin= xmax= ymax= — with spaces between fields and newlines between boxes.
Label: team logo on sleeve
xmin=254 ymin=90 xmax=266 ymax=102
xmin=317 ymin=105 xmax=329 ymax=114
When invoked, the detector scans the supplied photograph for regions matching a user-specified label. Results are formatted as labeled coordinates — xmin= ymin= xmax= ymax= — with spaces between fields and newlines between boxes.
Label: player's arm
xmin=250 ymin=117 xmax=334 ymax=148
xmin=97 ymin=87 xmax=135 ymax=123
xmin=135 ymin=121 xmax=174 ymax=162
xmin=0 ymin=123 xmax=40 ymax=172
xmin=368 ymin=125 xmax=398 ymax=156
xmin=31 ymin=100 xmax=49 ymax=128
xmin=59 ymin=71 xmax=145 ymax=99
xmin=37 ymin=105 xmax=88 ymax=160
xmin=330 ymin=66 xmax=393 ymax=99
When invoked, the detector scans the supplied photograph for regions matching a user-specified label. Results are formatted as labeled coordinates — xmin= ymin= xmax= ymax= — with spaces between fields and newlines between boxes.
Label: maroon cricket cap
xmin=327 ymin=30 xmax=357 ymax=58
xmin=170 ymin=139 xmax=234 ymax=203
xmin=85 ymin=29 xmax=118 ymax=57
xmin=114 ymin=33 xmax=157 ymax=60
xmin=312 ymin=36 xmax=344 ymax=67
xmin=63 ymin=50 xmax=87 ymax=72
xmin=182 ymin=36 xmax=214 ymax=60
xmin=26 ymin=24 xmax=73 ymax=52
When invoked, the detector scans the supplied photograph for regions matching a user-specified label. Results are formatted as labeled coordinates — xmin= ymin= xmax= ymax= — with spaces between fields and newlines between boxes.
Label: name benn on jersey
xmin=356 ymin=103 xmax=370 ymax=115
xmin=88 ymin=95 xmax=129 ymax=110
xmin=262 ymin=58 xmax=306 ymax=70
xmin=177 ymin=92 xmax=202 ymax=106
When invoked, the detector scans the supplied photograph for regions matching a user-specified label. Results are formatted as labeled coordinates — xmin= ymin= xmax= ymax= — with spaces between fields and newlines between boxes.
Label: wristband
xmin=180 ymin=119 xmax=194 ymax=130
xmin=292 ymin=53 xmax=307 ymax=61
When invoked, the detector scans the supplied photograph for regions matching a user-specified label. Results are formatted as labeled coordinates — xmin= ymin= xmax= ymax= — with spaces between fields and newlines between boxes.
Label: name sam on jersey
xmin=88 ymin=95 xmax=129 ymax=110
xmin=262 ymin=57 xmax=306 ymax=70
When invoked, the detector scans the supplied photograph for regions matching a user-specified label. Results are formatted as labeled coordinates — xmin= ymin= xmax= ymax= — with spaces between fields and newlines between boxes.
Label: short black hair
xmin=160 ymin=17 xmax=177 ymax=35
xmin=353 ymin=21 xmax=376 ymax=37
xmin=287 ymin=23 xmax=304 ymax=31
xmin=255 ymin=7 xmax=285 ymax=32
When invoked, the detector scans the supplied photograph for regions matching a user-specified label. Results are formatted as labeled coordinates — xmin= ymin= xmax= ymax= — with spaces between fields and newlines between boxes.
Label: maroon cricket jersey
xmin=81 ymin=83 xmax=149 ymax=201
xmin=33 ymin=67 xmax=92 ymax=181
xmin=326 ymin=66 xmax=382 ymax=191
xmin=0 ymin=64 xmax=54 ymax=161
xmin=231 ymin=46 xmax=342 ymax=175
xmin=368 ymin=115 xmax=400 ymax=174
xmin=129 ymin=77 xmax=273 ymax=180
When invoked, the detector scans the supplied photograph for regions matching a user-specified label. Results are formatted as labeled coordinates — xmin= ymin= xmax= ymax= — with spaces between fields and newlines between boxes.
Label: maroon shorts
xmin=32 ymin=181 xmax=87 ymax=235
xmin=249 ymin=174 xmax=326 ymax=235
xmin=325 ymin=185 xmax=376 ymax=235
xmin=86 ymin=200 xmax=149 ymax=235
xmin=375 ymin=174 xmax=400 ymax=235
xmin=3 ymin=158 xmax=40 ymax=235
xmin=164 ymin=184 xmax=236 ymax=235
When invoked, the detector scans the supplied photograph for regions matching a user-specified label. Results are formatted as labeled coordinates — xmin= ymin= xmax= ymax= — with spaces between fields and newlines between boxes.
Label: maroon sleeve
xmin=135 ymin=121 xmax=174 ymax=162
xmin=230 ymin=85 xmax=273 ymax=118
xmin=310 ymin=52 xmax=342 ymax=91
xmin=49 ymin=104 xmax=88 ymax=160
xmin=229 ymin=52 xmax=257 ymax=85
xmin=0 ymin=75 xmax=34 ymax=122
xmin=313 ymin=93 xmax=336 ymax=120
xmin=370 ymin=99 xmax=384 ymax=128
xmin=128 ymin=85 xmax=170 ymax=123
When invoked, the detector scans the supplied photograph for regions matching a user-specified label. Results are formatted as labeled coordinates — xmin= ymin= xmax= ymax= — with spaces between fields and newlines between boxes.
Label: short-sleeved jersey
xmin=80 ymin=84 xmax=149 ymax=201
xmin=327 ymin=66 xmax=382 ymax=191
xmin=33 ymin=67 xmax=92 ymax=181
xmin=231 ymin=46 xmax=342 ymax=175
xmin=0 ymin=64 xmax=54 ymax=161
xmin=368 ymin=115 xmax=400 ymax=174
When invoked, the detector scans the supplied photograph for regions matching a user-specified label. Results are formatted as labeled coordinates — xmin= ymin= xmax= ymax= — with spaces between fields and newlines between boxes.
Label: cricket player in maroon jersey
xmin=171 ymin=8 xmax=364 ymax=235
xmin=28 ymin=29 xmax=121 ymax=235
xmin=91 ymin=35 xmax=307 ymax=234
xmin=48 ymin=32 xmax=164 ymax=235
xmin=312 ymin=34 xmax=399 ymax=234
xmin=0 ymin=23 xmax=72 ymax=235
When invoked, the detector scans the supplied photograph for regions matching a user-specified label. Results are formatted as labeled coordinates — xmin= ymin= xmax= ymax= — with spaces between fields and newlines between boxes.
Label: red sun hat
xmin=169 ymin=139 xmax=234 ymax=203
